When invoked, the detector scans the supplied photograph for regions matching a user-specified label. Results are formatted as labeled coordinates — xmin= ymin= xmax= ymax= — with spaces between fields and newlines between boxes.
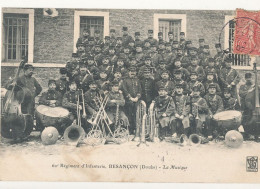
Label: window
xmin=2 ymin=8 xmax=34 ymax=64
xmin=153 ymin=14 xmax=186 ymax=40
xmin=228 ymin=19 xmax=250 ymax=67
xmin=80 ymin=16 xmax=104 ymax=37
xmin=2 ymin=13 xmax=29 ymax=62
xmin=74 ymin=11 xmax=109 ymax=52
xmin=159 ymin=19 xmax=181 ymax=41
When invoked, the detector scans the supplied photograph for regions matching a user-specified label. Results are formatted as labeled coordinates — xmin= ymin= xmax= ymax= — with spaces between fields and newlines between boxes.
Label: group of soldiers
xmin=8 ymin=26 xmax=257 ymax=142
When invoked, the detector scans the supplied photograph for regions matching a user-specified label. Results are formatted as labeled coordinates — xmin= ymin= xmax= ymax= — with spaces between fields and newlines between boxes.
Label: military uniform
xmin=122 ymin=27 xmax=133 ymax=47
xmin=84 ymin=88 xmax=101 ymax=116
xmin=239 ymin=73 xmax=254 ymax=110
xmin=172 ymin=79 xmax=189 ymax=95
xmin=187 ymin=64 xmax=205 ymax=82
xmin=204 ymin=81 xmax=222 ymax=96
xmin=156 ymin=78 xmax=175 ymax=96
xmin=74 ymin=71 xmax=94 ymax=93
xmin=55 ymin=78 xmax=68 ymax=97
xmin=39 ymin=89 xmax=62 ymax=107
xmin=62 ymin=90 xmax=80 ymax=115
xmin=140 ymin=72 xmax=156 ymax=106
xmin=188 ymin=76 xmax=205 ymax=97
xmin=65 ymin=53 xmax=79 ymax=80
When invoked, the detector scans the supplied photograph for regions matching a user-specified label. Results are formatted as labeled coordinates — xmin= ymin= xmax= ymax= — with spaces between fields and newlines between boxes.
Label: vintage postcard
xmin=1 ymin=0 xmax=260 ymax=184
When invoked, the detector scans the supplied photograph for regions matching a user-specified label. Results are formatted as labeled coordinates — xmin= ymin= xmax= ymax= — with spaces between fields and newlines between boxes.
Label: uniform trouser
xmin=171 ymin=119 xmax=190 ymax=136
xmin=205 ymin=116 xmax=218 ymax=136
xmin=190 ymin=114 xmax=206 ymax=136
xmin=125 ymin=101 xmax=138 ymax=134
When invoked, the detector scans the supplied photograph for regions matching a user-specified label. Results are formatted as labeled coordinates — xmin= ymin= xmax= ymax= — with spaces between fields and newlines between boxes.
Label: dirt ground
xmin=0 ymin=131 xmax=260 ymax=183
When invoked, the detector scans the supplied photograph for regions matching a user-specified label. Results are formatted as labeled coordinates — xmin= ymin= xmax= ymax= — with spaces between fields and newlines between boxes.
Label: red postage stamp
xmin=233 ymin=9 xmax=260 ymax=55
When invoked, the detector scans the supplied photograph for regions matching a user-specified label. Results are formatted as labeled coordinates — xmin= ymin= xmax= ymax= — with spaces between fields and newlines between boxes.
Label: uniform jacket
xmin=187 ymin=65 xmax=205 ymax=82
xmin=62 ymin=90 xmax=80 ymax=111
xmin=223 ymin=97 xmax=240 ymax=110
xmin=219 ymin=67 xmax=240 ymax=87
xmin=55 ymin=78 xmax=69 ymax=96
xmin=154 ymin=95 xmax=176 ymax=118
xmin=84 ymin=89 xmax=100 ymax=114
xmin=16 ymin=75 xmax=42 ymax=98
xmin=74 ymin=73 xmax=94 ymax=92
xmin=204 ymin=94 xmax=224 ymax=115
xmin=173 ymin=94 xmax=190 ymax=116
xmin=140 ymin=77 xmax=156 ymax=105
xmin=122 ymin=76 xmax=142 ymax=100
xmin=188 ymin=80 xmax=205 ymax=96
xmin=39 ymin=90 xmax=62 ymax=107
xmin=204 ymin=81 xmax=222 ymax=96
xmin=155 ymin=79 xmax=175 ymax=95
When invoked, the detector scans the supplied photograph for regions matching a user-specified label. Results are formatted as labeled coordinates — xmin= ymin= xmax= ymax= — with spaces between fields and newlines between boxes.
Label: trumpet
xmin=81 ymin=89 xmax=87 ymax=119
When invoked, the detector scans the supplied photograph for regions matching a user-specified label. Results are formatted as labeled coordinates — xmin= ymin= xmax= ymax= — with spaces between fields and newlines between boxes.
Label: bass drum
xmin=213 ymin=110 xmax=242 ymax=132
xmin=35 ymin=105 xmax=72 ymax=133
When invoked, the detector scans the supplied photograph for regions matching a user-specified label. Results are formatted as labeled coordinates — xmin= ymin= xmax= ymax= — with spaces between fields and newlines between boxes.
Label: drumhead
xmin=36 ymin=105 xmax=69 ymax=117
xmin=213 ymin=110 xmax=242 ymax=121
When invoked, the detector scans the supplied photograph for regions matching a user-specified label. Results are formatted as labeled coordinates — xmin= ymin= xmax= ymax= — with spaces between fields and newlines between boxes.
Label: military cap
xmin=135 ymin=32 xmax=140 ymax=36
xmin=95 ymin=44 xmax=101 ymax=47
xmin=174 ymin=70 xmax=182 ymax=75
xmin=129 ymin=56 xmax=136 ymax=60
xmin=208 ymin=58 xmax=215 ymax=62
xmin=207 ymin=71 xmax=214 ymax=76
xmin=69 ymin=80 xmax=77 ymax=85
xmin=110 ymin=29 xmax=116 ymax=32
xmin=79 ymin=62 xmax=87 ymax=67
xmin=192 ymin=85 xmax=200 ymax=92
xmin=168 ymin=31 xmax=173 ymax=35
xmin=148 ymin=29 xmax=153 ymax=34
xmin=165 ymin=42 xmax=171 ymax=46
xmin=191 ymin=55 xmax=198 ymax=60
xmin=128 ymin=38 xmax=135 ymax=43
xmin=122 ymin=26 xmax=128 ymax=31
xmin=123 ymin=45 xmax=130 ymax=49
xmin=135 ymin=43 xmax=142 ymax=47
xmin=72 ymin=53 xmax=78 ymax=57
xmin=190 ymin=71 xmax=198 ymax=76
xmin=60 ymin=68 xmax=67 ymax=74
xmin=159 ymin=60 xmax=166 ymax=64
xmin=105 ymin=36 xmax=110 ymax=40
xmin=161 ymin=70 xmax=170 ymax=75
xmin=190 ymin=47 xmax=197 ymax=51
xmin=151 ymin=43 xmax=157 ymax=47
xmin=109 ymin=45 xmax=115 ymax=49
xmin=116 ymin=37 xmax=122 ymax=40
xmin=225 ymin=57 xmax=233 ymax=63
xmin=102 ymin=55 xmax=110 ymax=60
xmin=177 ymin=47 xmax=183 ymax=50
xmin=23 ymin=64 xmax=34 ymax=70
xmin=158 ymin=32 xmax=163 ymax=36
xmin=129 ymin=67 xmax=137 ymax=72
xmin=158 ymin=85 xmax=167 ymax=91
xmin=83 ymin=28 xmax=90 ymax=32
xmin=199 ymin=38 xmax=205 ymax=42
xmin=215 ymin=43 xmax=221 ymax=48
xmin=48 ymin=79 xmax=56 ymax=86
xmin=186 ymin=40 xmax=192 ymax=44
xmin=88 ymin=37 xmax=94 ymax=41
xmin=176 ymin=83 xmax=183 ymax=88
xmin=145 ymin=56 xmax=151 ymax=60
xmin=77 ymin=42 xmax=84 ymax=47
xmin=173 ymin=41 xmax=179 ymax=45
xmin=87 ymin=56 xmax=94 ymax=60
xmin=94 ymin=30 xmax=100 ymax=34
xmin=111 ymin=80 xmax=119 ymax=86
xmin=113 ymin=68 xmax=122 ymax=73
xmin=117 ymin=56 xmax=125 ymax=61
xmin=223 ymin=88 xmax=231 ymax=93
xmin=89 ymin=80 xmax=98 ymax=85
xmin=245 ymin=73 xmax=252 ymax=78
xmin=174 ymin=57 xmax=182 ymax=62
xmin=180 ymin=32 xmax=185 ymax=35
xmin=204 ymin=45 xmax=210 ymax=49
xmin=208 ymin=83 xmax=217 ymax=89
xmin=144 ymin=39 xmax=151 ymax=44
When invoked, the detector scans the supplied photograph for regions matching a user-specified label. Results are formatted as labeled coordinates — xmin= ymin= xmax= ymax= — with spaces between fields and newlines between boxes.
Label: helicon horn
xmin=189 ymin=134 xmax=201 ymax=146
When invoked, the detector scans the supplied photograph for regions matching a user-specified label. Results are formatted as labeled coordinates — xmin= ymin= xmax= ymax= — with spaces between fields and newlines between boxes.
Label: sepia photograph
xmin=0 ymin=0 xmax=260 ymax=186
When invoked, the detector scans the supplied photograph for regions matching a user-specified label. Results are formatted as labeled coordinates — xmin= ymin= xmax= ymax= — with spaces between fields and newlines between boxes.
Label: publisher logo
xmin=246 ymin=156 xmax=258 ymax=172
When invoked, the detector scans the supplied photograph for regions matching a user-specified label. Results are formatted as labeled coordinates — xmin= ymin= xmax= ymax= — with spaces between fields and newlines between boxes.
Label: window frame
xmin=153 ymin=13 xmax=187 ymax=40
xmin=2 ymin=8 xmax=34 ymax=64
xmin=73 ymin=10 xmax=109 ymax=53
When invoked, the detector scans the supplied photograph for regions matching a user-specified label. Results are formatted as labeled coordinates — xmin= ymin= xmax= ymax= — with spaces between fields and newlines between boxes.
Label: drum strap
xmin=227 ymin=68 xmax=233 ymax=78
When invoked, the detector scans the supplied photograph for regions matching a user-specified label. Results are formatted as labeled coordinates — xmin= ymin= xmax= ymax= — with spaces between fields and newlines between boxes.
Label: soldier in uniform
xmin=204 ymin=58 xmax=218 ymax=82
xmin=115 ymin=37 xmax=123 ymax=55
xmin=55 ymin=68 xmax=69 ymax=97
xmin=164 ymin=42 xmax=176 ymax=67
xmin=135 ymin=43 xmax=145 ymax=67
xmin=179 ymin=32 xmax=186 ymax=50
xmin=199 ymin=45 xmax=211 ymax=68
xmin=172 ymin=70 xmax=189 ymax=95
xmin=143 ymin=40 xmax=151 ymax=56
xmin=188 ymin=71 xmax=205 ymax=97
xmin=168 ymin=58 xmax=190 ymax=81
xmin=93 ymin=44 xmax=103 ymax=66
xmin=189 ymin=85 xmax=209 ymax=140
xmin=85 ymin=37 xmax=95 ymax=55
xmin=204 ymin=83 xmax=224 ymax=139
xmin=39 ymin=80 xmax=62 ymax=107
xmin=158 ymin=32 xmax=164 ymax=43
xmin=109 ymin=29 xmax=117 ymax=46
xmin=76 ymin=42 xmax=86 ymax=61
xmin=100 ymin=55 xmax=113 ymax=80
xmin=76 ymin=28 xmax=89 ymax=48
xmin=103 ymin=36 xmax=111 ymax=55
xmin=62 ymin=80 xmax=82 ymax=119
xmin=187 ymin=56 xmax=205 ymax=82
xmin=150 ymin=43 xmax=162 ymax=68
xmin=6 ymin=64 xmax=42 ymax=116
xmin=155 ymin=70 xmax=175 ymax=96
xmin=140 ymin=68 xmax=156 ymax=107
xmin=134 ymin=32 xmax=143 ymax=46
xmin=204 ymin=72 xmax=222 ymax=96
xmin=219 ymin=58 xmax=240 ymax=98
xmin=66 ymin=53 xmax=80 ymax=80
xmin=172 ymin=84 xmax=191 ymax=137
xmin=239 ymin=73 xmax=254 ymax=111
xmin=172 ymin=41 xmax=179 ymax=52
xmin=122 ymin=67 xmax=142 ymax=134
xmin=223 ymin=88 xmax=240 ymax=110
xmin=154 ymin=61 xmax=168 ymax=82
xmin=112 ymin=69 xmax=124 ymax=90
xmin=108 ymin=45 xmax=118 ymax=67
xmin=153 ymin=85 xmax=176 ymax=141
xmin=168 ymin=31 xmax=174 ymax=45
xmin=138 ymin=56 xmax=155 ymax=79
xmin=94 ymin=30 xmax=104 ymax=48
xmin=214 ymin=43 xmax=224 ymax=61
xmin=115 ymin=57 xmax=128 ymax=78
xmin=74 ymin=63 xmax=94 ymax=93
xmin=145 ymin=30 xmax=158 ymax=45
xmin=106 ymin=81 xmax=129 ymax=132
xmin=184 ymin=40 xmax=192 ymax=55
xmin=127 ymin=56 xmax=138 ymax=69
xmin=86 ymin=56 xmax=99 ymax=80
xmin=97 ymin=70 xmax=110 ymax=94
xmin=122 ymin=26 xmax=133 ymax=47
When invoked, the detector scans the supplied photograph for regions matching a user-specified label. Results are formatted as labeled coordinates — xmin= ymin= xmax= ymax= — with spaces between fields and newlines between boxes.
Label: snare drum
xmin=35 ymin=105 xmax=72 ymax=131
xmin=213 ymin=110 xmax=242 ymax=131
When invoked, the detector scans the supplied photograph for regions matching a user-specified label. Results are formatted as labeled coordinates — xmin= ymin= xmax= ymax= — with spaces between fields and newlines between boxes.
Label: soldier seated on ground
xmin=153 ymin=85 xmax=176 ymax=141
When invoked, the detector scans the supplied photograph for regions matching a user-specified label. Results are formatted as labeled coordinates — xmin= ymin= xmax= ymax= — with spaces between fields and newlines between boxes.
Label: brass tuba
xmin=189 ymin=134 xmax=202 ymax=146
xmin=132 ymin=100 xmax=146 ymax=142
xmin=147 ymin=101 xmax=160 ymax=143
